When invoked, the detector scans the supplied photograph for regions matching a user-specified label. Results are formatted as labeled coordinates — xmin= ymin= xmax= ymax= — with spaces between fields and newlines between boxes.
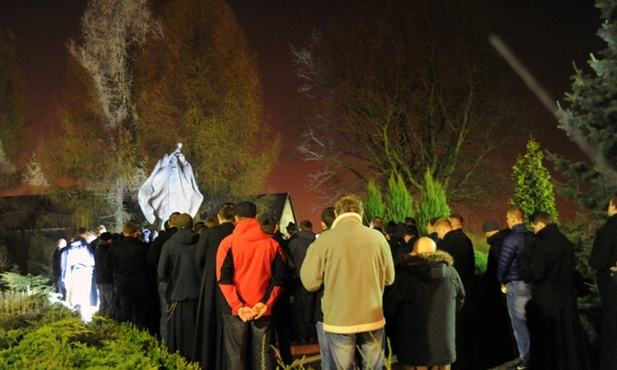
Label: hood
xmin=233 ymin=218 xmax=270 ymax=242
xmin=170 ymin=229 xmax=199 ymax=246
xmin=400 ymin=250 xmax=453 ymax=282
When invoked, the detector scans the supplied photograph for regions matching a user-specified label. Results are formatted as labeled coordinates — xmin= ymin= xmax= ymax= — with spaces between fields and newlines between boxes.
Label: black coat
xmin=109 ymin=236 xmax=149 ymax=295
xmin=438 ymin=229 xmax=475 ymax=285
xmin=526 ymin=223 xmax=590 ymax=369
xmin=94 ymin=240 xmax=114 ymax=284
xmin=384 ymin=251 xmax=465 ymax=367
xmin=477 ymin=229 xmax=517 ymax=369
xmin=590 ymin=214 xmax=617 ymax=370
xmin=192 ymin=222 xmax=235 ymax=370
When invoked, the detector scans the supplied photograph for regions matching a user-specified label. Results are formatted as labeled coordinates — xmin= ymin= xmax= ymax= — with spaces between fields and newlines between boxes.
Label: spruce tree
xmin=551 ymin=0 xmax=617 ymax=214
xmin=511 ymin=137 xmax=558 ymax=223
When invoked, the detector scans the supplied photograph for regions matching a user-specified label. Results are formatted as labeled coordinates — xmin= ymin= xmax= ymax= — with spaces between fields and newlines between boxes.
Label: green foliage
xmin=510 ymin=137 xmax=558 ymax=223
xmin=134 ymin=0 xmax=280 ymax=215
xmin=0 ymin=26 xmax=27 ymax=173
xmin=364 ymin=180 xmax=385 ymax=225
xmin=414 ymin=171 xmax=451 ymax=235
xmin=551 ymin=0 xmax=617 ymax=215
xmin=0 ymin=316 xmax=199 ymax=369
xmin=384 ymin=174 xmax=414 ymax=224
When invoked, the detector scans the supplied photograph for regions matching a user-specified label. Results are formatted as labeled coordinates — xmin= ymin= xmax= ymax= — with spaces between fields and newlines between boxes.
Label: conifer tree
xmin=384 ymin=173 xmax=414 ymax=224
xmin=551 ymin=0 xmax=617 ymax=214
xmin=364 ymin=179 xmax=385 ymax=225
xmin=0 ymin=26 xmax=27 ymax=176
xmin=511 ymin=137 xmax=558 ymax=223
xmin=415 ymin=170 xmax=451 ymax=235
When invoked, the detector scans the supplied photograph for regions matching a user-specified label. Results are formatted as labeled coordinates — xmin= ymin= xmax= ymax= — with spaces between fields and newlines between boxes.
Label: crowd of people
xmin=49 ymin=194 xmax=617 ymax=370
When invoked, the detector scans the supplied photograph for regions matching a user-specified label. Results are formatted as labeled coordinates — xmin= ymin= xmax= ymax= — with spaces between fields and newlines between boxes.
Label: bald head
xmin=414 ymin=237 xmax=437 ymax=254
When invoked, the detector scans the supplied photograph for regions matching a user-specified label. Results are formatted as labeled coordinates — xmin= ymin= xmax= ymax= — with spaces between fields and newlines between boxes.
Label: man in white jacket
xmin=301 ymin=194 xmax=395 ymax=370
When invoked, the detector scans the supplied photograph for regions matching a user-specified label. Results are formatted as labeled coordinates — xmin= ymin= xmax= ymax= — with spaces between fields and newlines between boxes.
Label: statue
xmin=138 ymin=143 xmax=204 ymax=229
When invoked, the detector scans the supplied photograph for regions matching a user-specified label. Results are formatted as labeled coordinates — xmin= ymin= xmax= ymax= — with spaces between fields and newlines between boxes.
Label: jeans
xmin=505 ymin=280 xmax=531 ymax=363
xmin=316 ymin=321 xmax=332 ymax=370
xmin=223 ymin=314 xmax=275 ymax=370
xmin=327 ymin=327 xmax=385 ymax=370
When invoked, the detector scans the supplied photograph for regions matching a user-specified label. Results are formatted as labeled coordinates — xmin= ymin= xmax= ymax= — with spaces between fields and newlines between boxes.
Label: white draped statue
xmin=138 ymin=143 xmax=203 ymax=229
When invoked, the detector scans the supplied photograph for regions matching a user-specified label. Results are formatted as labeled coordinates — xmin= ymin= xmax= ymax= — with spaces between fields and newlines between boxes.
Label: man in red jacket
xmin=216 ymin=201 xmax=286 ymax=370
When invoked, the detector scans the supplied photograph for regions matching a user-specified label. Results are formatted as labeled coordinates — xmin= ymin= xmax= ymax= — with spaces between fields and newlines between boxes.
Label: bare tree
xmin=49 ymin=0 xmax=162 ymax=229
xmin=293 ymin=0 xmax=518 ymax=206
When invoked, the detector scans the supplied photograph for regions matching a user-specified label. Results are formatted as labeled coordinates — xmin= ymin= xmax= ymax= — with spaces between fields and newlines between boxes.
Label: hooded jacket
xmin=384 ymin=250 xmax=465 ymax=366
xmin=158 ymin=229 xmax=201 ymax=302
xmin=216 ymin=217 xmax=286 ymax=316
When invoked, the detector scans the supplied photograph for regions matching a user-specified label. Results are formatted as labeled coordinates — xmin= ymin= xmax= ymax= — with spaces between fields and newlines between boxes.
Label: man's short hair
xmin=94 ymin=225 xmax=106 ymax=236
xmin=404 ymin=225 xmax=419 ymax=237
xmin=371 ymin=216 xmax=383 ymax=228
xmin=449 ymin=213 xmax=463 ymax=224
xmin=507 ymin=206 xmax=524 ymax=222
xmin=259 ymin=216 xmax=277 ymax=235
xmin=218 ymin=203 xmax=236 ymax=221
xmin=321 ymin=207 xmax=336 ymax=229
xmin=529 ymin=210 xmax=552 ymax=225
xmin=335 ymin=194 xmax=364 ymax=216
xmin=204 ymin=216 xmax=218 ymax=228
xmin=122 ymin=221 xmax=138 ymax=237
xmin=435 ymin=218 xmax=452 ymax=230
xmin=404 ymin=217 xmax=416 ymax=226
xmin=77 ymin=227 xmax=88 ymax=235
xmin=235 ymin=201 xmax=257 ymax=218
xmin=428 ymin=217 xmax=440 ymax=226
xmin=299 ymin=220 xmax=313 ymax=231
xmin=169 ymin=212 xmax=181 ymax=227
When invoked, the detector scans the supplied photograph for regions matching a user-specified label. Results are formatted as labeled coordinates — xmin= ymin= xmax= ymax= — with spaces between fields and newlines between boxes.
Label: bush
xmin=0 ymin=316 xmax=199 ymax=369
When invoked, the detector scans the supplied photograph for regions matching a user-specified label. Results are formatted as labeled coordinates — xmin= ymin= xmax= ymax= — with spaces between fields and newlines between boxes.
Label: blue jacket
xmin=497 ymin=223 xmax=528 ymax=283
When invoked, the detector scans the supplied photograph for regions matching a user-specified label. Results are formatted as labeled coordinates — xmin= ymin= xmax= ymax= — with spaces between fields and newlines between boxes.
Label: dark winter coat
xmin=193 ymin=222 xmax=235 ymax=370
xmin=497 ymin=223 xmax=528 ymax=283
xmin=109 ymin=236 xmax=149 ymax=295
xmin=94 ymin=240 xmax=114 ymax=284
xmin=289 ymin=230 xmax=316 ymax=277
xmin=477 ymin=229 xmax=517 ymax=369
xmin=526 ymin=223 xmax=590 ymax=369
xmin=589 ymin=214 xmax=617 ymax=370
xmin=384 ymin=250 xmax=465 ymax=367
xmin=437 ymin=229 xmax=475 ymax=285
xmin=158 ymin=229 xmax=201 ymax=302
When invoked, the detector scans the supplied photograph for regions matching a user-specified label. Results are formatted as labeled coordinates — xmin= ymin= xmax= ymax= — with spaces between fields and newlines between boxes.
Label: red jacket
xmin=216 ymin=217 xmax=285 ymax=316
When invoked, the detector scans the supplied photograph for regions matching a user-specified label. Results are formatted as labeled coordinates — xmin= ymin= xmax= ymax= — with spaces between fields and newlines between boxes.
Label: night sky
xmin=0 ymin=0 xmax=604 ymax=230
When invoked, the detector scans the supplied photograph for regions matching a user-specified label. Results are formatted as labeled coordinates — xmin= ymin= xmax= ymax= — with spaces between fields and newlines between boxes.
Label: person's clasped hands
xmin=237 ymin=303 xmax=268 ymax=322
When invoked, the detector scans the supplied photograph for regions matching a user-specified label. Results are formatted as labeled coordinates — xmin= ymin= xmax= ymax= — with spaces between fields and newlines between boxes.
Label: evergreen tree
xmin=511 ymin=137 xmax=558 ymax=223
xmin=384 ymin=173 xmax=414 ymax=224
xmin=0 ymin=25 xmax=27 ymax=176
xmin=551 ymin=0 xmax=617 ymax=215
xmin=415 ymin=170 xmax=451 ymax=236
xmin=364 ymin=179 xmax=385 ymax=224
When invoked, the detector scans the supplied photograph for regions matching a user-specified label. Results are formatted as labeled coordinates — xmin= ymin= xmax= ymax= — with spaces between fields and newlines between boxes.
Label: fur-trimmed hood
xmin=399 ymin=250 xmax=454 ymax=282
